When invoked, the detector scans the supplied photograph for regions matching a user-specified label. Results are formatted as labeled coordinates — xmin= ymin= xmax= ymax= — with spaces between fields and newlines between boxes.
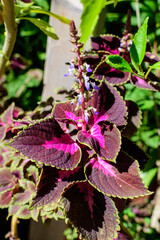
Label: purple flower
xmin=64 ymin=63 xmax=75 ymax=77
xmin=78 ymin=92 xmax=83 ymax=105
xmin=84 ymin=75 xmax=90 ymax=91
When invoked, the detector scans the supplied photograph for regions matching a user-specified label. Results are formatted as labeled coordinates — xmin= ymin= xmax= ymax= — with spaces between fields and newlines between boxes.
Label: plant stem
xmin=0 ymin=0 xmax=17 ymax=77
xmin=76 ymin=46 xmax=86 ymax=131
xmin=11 ymin=215 xmax=19 ymax=240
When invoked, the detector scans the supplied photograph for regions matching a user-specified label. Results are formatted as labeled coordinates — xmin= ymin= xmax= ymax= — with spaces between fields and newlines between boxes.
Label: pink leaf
xmin=78 ymin=122 xmax=121 ymax=161
xmin=9 ymin=117 xmax=81 ymax=170
xmin=85 ymin=152 xmax=151 ymax=198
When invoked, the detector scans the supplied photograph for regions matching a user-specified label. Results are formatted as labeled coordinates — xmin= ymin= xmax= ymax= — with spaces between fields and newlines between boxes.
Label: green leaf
xmin=80 ymin=0 xmax=106 ymax=44
xmin=106 ymin=55 xmax=133 ymax=72
xmin=141 ymin=129 xmax=159 ymax=149
xmin=149 ymin=61 xmax=160 ymax=69
xmin=130 ymin=17 xmax=149 ymax=71
xmin=14 ymin=2 xmax=34 ymax=18
xmin=19 ymin=17 xmax=59 ymax=39
xmin=114 ymin=0 xmax=118 ymax=7
xmin=141 ymin=168 xmax=157 ymax=187
xmin=29 ymin=6 xmax=71 ymax=24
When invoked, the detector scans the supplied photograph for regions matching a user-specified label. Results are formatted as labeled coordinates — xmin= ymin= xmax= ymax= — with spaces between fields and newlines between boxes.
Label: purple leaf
xmin=9 ymin=205 xmax=21 ymax=216
xmin=91 ymin=35 xmax=120 ymax=54
xmin=63 ymin=181 xmax=120 ymax=240
xmin=11 ymin=181 xmax=36 ymax=205
xmin=0 ymin=103 xmax=14 ymax=125
xmin=122 ymin=100 xmax=142 ymax=138
xmin=131 ymin=75 xmax=160 ymax=91
xmin=92 ymin=61 xmax=130 ymax=85
xmin=89 ymin=82 xmax=127 ymax=127
xmin=9 ymin=117 xmax=81 ymax=170
xmin=144 ymin=52 xmax=160 ymax=64
xmin=32 ymin=166 xmax=85 ymax=207
xmin=53 ymin=102 xmax=82 ymax=127
xmin=0 ymin=126 xmax=7 ymax=142
xmin=112 ymin=197 xmax=126 ymax=213
xmin=0 ymin=191 xmax=12 ymax=208
xmin=78 ymin=122 xmax=121 ymax=161
xmin=0 ymin=168 xmax=17 ymax=193
xmin=0 ymin=103 xmax=15 ymax=142
xmin=114 ymin=230 xmax=133 ymax=240
xmin=121 ymin=137 xmax=148 ymax=170
xmin=85 ymin=152 xmax=151 ymax=198
xmin=15 ymin=205 xmax=31 ymax=219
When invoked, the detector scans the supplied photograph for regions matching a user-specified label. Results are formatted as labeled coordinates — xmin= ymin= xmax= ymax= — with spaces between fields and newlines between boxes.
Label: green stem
xmin=0 ymin=0 xmax=17 ymax=77
xmin=145 ymin=67 xmax=152 ymax=79
xmin=131 ymin=71 xmax=145 ymax=79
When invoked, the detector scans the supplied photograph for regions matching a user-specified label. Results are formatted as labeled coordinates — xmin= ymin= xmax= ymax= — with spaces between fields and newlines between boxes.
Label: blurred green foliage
xmin=1 ymin=0 xmax=51 ymax=111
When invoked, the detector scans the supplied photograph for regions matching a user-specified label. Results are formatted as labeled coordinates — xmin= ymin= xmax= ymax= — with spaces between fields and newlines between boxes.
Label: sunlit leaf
xmin=9 ymin=117 xmax=81 ymax=170
xmin=130 ymin=17 xmax=149 ymax=71
xmin=85 ymin=152 xmax=151 ymax=198
xmin=106 ymin=55 xmax=133 ymax=73
xmin=19 ymin=17 xmax=59 ymax=39
xmin=80 ymin=0 xmax=106 ymax=44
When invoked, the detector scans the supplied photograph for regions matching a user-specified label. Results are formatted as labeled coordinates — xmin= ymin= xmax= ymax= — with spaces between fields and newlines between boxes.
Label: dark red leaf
xmin=131 ymin=75 xmax=160 ymax=91
xmin=63 ymin=181 xmax=120 ymax=240
xmin=91 ymin=35 xmax=120 ymax=54
xmin=89 ymin=82 xmax=127 ymax=127
xmin=78 ymin=122 xmax=121 ymax=161
xmin=121 ymin=137 xmax=148 ymax=170
xmin=32 ymin=166 xmax=85 ymax=207
xmin=92 ymin=61 xmax=130 ymax=85
xmin=85 ymin=152 xmax=150 ymax=198
xmin=53 ymin=101 xmax=82 ymax=127
xmin=122 ymin=101 xmax=142 ymax=138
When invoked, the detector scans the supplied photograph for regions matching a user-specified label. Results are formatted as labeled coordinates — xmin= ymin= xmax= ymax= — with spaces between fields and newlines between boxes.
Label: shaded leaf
xmin=63 ymin=181 xmax=120 ymax=240
xmin=121 ymin=137 xmax=148 ymax=170
xmin=9 ymin=117 xmax=81 ymax=170
xmin=122 ymin=101 xmax=142 ymax=138
xmin=115 ymin=228 xmax=133 ymax=240
xmin=32 ymin=166 xmax=85 ymax=207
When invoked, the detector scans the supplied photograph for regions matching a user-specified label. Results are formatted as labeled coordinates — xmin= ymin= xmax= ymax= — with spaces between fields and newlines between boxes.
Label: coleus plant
xmin=1 ymin=15 xmax=160 ymax=240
